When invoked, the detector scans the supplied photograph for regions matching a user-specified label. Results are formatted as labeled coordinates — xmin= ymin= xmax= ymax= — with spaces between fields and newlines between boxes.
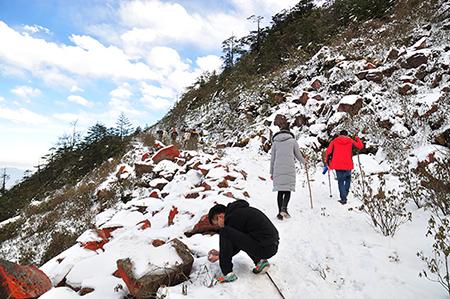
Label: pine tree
xmin=1 ymin=168 xmax=10 ymax=194
xmin=115 ymin=112 xmax=133 ymax=139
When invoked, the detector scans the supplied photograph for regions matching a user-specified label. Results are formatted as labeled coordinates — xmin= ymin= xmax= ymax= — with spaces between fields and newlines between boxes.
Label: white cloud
xmin=0 ymin=96 xmax=4 ymax=102
xmin=196 ymin=55 xmax=222 ymax=73
xmin=146 ymin=46 xmax=189 ymax=74
xmin=67 ymin=95 xmax=92 ymax=107
xmin=0 ymin=21 xmax=158 ymax=81
xmin=70 ymin=85 xmax=84 ymax=93
xmin=23 ymin=24 xmax=51 ymax=35
xmin=0 ymin=106 xmax=48 ymax=124
xmin=11 ymin=85 xmax=41 ymax=98
xmin=140 ymin=95 xmax=172 ymax=110
xmin=110 ymin=83 xmax=132 ymax=99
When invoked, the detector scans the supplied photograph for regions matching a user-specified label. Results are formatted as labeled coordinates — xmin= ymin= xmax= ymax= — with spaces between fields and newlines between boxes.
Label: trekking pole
xmin=357 ymin=153 xmax=365 ymax=198
xmin=327 ymin=170 xmax=332 ymax=198
xmin=266 ymin=273 xmax=286 ymax=299
xmin=304 ymin=162 xmax=314 ymax=209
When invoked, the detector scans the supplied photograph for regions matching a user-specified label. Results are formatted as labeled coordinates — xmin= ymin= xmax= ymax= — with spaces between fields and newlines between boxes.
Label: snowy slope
xmin=38 ymin=140 xmax=448 ymax=298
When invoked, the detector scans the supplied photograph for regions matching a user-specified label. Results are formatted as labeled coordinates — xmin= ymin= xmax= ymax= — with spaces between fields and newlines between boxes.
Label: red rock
xmin=313 ymin=94 xmax=323 ymax=101
xmin=101 ymin=226 xmax=122 ymax=239
xmin=152 ymin=145 xmax=180 ymax=164
xmin=274 ymin=114 xmax=288 ymax=128
xmin=243 ymin=191 xmax=250 ymax=198
xmin=403 ymin=53 xmax=428 ymax=69
xmin=149 ymin=190 xmax=159 ymax=198
xmin=141 ymin=152 xmax=150 ymax=161
xmin=364 ymin=62 xmax=376 ymax=70
xmin=387 ymin=48 xmax=399 ymax=60
xmin=218 ymin=179 xmax=229 ymax=188
xmin=184 ymin=215 xmax=220 ymax=237
xmin=299 ymin=92 xmax=309 ymax=105
xmin=356 ymin=70 xmax=368 ymax=80
xmin=337 ymin=98 xmax=363 ymax=117
xmin=224 ymin=175 xmax=237 ymax=181
xmin=115 ymin=165 xmax=128 ymax=178
xmin=366 ymin=71 xmax=383 ymax=83
xmin=258 ymin=176 xmax=267 ymax=181
xmin=116 ymin=239 xmax=193 ymax=298
xmin=311 ymin=79 xmax=322 ymax=90
xmin=137 ymin=220 xmax=151 ymax=230
xmin=0 ymin=259 xmax=52 ymax=298
xmin=216 ymin=143 xmax=227 ymax=149
xmin=79 ymin=287 xmax=95 ymax=296
xmin=185 ymin=192 xmax=200 ymax=199
xmin=201 ymin=182 xmax=212 ymax=191
xmin=168 ymin=206 xmax=178 ymax=226
xmin=223 ymin=192 xmax=234 ymax=198
xmin=175 ymin=158 xmax=186 ymax=166
xmin=152 ymin=239 xmax=166 ymax=247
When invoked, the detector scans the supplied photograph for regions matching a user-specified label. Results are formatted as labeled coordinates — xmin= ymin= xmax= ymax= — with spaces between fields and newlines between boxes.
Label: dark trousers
xmin=336 ymin=170 xmax=352 ymax=201
xmin=277 ymin=191 xmax=291 ymax=213
xmin=219 ymin=226 xmax=278 ymax=275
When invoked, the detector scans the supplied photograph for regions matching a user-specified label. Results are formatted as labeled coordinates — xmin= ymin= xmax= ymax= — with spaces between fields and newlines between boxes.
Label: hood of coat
xmin=225 ymin=200 xmax=249 ymax=218
xmin=273 ymin=130 xmax=294 ymax=142
xmin=334 ymin=136 xmax=353 ymax=145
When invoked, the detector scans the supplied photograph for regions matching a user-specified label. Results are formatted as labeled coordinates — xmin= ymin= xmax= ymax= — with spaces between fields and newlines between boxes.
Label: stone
xmin=434 ymin=128 xmax=450 ymax=149
xmin=337 ymin=97 xmax=363 ymax=117
xmin=135 ymin=163 xmax=154 ymax=178
xmin=299 ymin=92 xmax=309 ymax=105
xmin=152 ymin=145 xmax=180 ymax=164
xmin=116 ymin=239 xmax=194 ymax=299
xmin=0 ymin=259 xmax=52 ymax=299
xmin=403 ymin=53 xmax=428 ymax=69
xmin=274 ymin=114 xmax=288 ymax=128
xmin=365 ymin=71 xmax=383 ymax=83
xmin=387 ymin=48 xmax=400 ymax=60
xmin=311 ymin=79 xmax=322 ymax=91
xmin=184 ymin=215 xmax=219 ymax=237
xmin=152 ymin=239 xmax=166 ymax=247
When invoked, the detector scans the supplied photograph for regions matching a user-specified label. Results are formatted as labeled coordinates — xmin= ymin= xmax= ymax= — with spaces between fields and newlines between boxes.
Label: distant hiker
xmin=156 ymin=129 xmax=164 ymax=141
xmin=270 ymin=123 xmax=306 ymax=220
xmin=324 ymin=130 xmax=364 ymax=204
xmin=170 ymin=128 xmax=178 ymax=142
xmin=207 ymin=200 xmax=279 ymax=283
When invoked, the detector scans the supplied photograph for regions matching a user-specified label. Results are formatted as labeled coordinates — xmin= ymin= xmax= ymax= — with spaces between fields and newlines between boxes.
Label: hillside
xmin=0 ymin=0 xmax=449 ymax=298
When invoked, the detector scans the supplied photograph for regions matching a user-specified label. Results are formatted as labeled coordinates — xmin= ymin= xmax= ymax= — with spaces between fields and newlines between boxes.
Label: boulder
xmin=168 ymin=206 xmax=178 ymax=226
xmin=135 ymin=163 xmax=154 ymax=178
xmin=152 ymin=239 xmax=166 ymax=247
xmin=184 ymin=215 xmax=219 ymax=237
xmin=274 ymin=114 xmax=288 ymax=128
xmin=398 ymin=83 xmax=415 ymax=95
xmin=311 ymin=79 xmax=322 ymax=91
xmin=0 ymin=259 xmax=52 ymax=299
xmin=293 ymin=115 xmax=309 ymax=127
xmin=337 ymin=96 xmax=363 ymax=117
xmin=116 ymin=239 xmax=193 ymax=299
xmin=298 ymin=92 xmax=309 ymax=105
xmin=387 ymin=48 xmax=400 ymax=60
xmin=152 ymin=145 xmax=180 ymax=164
xmin=365 ymin=70 xmax=383 ymax=83
xmin=434 ymin=128 xmax=450 ymax=149
xmin=403 ymin=53 xmax=428 ymax=69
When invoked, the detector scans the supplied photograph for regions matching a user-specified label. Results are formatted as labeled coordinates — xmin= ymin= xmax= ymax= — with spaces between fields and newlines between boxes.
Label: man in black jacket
xmin=207 ymin=200 xmax=279 ymax=283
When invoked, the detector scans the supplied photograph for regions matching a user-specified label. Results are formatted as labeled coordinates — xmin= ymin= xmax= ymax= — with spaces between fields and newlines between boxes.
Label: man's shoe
xmin=252 ymin=259 xmax=270 ymax=274
xmin=338 ymin=199 xmax=347 ymax=205
xmin=280 ymin=211 xmax=291 ymax=219
xmin=277 ymin=213 xmax=284 ymax=220
xmin=216 ymin=272 xmax=238 ymax=283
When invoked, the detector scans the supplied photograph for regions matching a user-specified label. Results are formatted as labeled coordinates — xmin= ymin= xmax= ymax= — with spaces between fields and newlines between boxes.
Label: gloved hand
xmin=322 ymin=165 xmax=328 ymax=174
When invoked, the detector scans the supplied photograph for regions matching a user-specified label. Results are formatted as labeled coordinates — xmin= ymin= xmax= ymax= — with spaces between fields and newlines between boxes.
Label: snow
xmin=0 ymin=215 xmax=20 ymax=228
xmin=339 ymin=95 xmax=360 ymax=105
xmin=38 ymin=144 xmax=447 ymax=298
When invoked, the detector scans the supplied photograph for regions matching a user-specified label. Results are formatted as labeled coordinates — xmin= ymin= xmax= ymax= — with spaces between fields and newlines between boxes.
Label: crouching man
xmin=207 ymin=200 xmax=279 ymax=283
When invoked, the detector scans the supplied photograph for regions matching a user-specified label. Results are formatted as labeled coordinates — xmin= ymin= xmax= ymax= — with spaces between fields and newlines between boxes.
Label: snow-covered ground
xmin=39 ymin=140 xmax=447 ymax=298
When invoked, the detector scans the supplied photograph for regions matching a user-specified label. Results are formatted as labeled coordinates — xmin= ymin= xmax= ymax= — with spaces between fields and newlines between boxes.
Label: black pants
xmin=277 ymin=191 xmax=291 ymax=213
xmin=219 ymin=226 xmax=278 ymax=275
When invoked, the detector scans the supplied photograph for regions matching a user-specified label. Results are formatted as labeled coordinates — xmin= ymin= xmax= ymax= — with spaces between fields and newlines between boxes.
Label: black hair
xmin=208 ymin=204 xmax=226 ymax=224
xmin=340 ymin=130 xmax=348 ymax=136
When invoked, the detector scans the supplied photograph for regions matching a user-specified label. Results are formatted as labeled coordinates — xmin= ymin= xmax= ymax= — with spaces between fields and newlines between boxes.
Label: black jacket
xmin=223 ymin=200 xmax=279 ymax=246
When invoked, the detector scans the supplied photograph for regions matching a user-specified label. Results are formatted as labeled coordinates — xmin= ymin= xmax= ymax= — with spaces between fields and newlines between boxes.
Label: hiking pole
xmin=304 ymin=161 xmax=313 ymax=209
xmin=357 ymin=153 xmax=365 ymax=198
xmin=327 ymin=170 xmax=332 ymax=198
xmin=266 ymin=273 xmax=286 ymax=299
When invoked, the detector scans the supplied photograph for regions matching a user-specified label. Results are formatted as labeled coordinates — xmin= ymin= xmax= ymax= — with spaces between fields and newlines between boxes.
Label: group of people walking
xmin=207 ymin=121 xmax=364 ymax=283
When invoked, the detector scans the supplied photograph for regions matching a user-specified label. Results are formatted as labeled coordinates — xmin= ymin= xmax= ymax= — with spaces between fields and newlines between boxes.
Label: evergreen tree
xmin=221 ymin=35 xmax=245 ymax=69
xmin=115 ymin=112 xmax=133 ymax=139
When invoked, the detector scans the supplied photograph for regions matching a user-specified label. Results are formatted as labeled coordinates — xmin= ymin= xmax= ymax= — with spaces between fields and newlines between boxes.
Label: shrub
xmin=418 ymin=215 xmax=450 ymax=297
xmin=356 ymin=174 xmax=412 ymax=236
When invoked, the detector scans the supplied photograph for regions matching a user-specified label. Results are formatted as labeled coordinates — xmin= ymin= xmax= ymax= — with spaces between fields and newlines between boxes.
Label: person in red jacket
xmin=325 ymin=130 xmax=364 ymax=204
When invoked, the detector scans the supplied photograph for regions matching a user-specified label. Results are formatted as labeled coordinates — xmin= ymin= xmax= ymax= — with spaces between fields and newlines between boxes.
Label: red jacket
xmin=325 ymin=136 xmax=364 ymax=170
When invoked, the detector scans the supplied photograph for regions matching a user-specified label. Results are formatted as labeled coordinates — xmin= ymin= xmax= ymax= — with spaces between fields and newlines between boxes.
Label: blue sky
xmin=0 ymin=0 xmax=298 ymax=169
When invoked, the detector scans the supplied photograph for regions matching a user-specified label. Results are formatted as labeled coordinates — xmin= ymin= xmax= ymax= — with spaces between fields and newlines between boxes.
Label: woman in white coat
xmin=270 ymin=124 xmax=305 ymax=220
